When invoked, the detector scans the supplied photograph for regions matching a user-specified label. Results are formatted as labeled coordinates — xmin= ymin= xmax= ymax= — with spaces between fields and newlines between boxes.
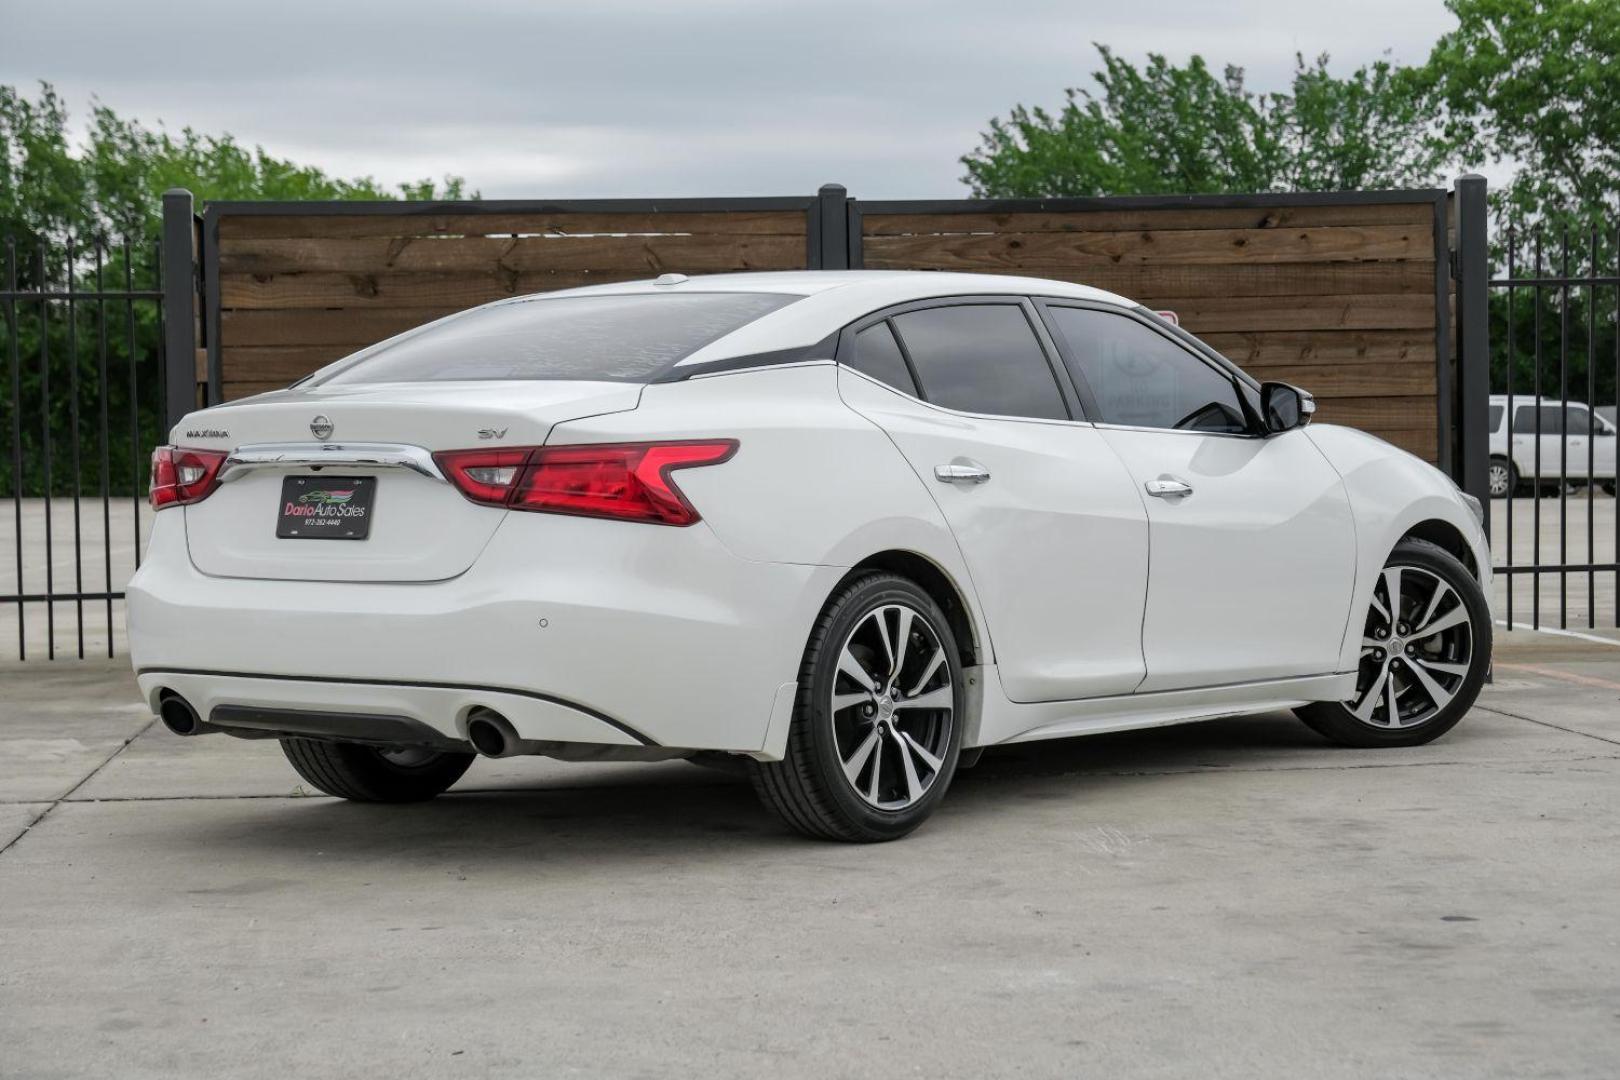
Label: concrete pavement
xmin=1 ymin=635 xmax=1619 ymax=1079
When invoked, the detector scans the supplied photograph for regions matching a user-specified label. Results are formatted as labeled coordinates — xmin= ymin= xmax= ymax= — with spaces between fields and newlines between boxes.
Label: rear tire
xmin=1296 ymin=539 xmax=1490 ymax=748
xmin=281 ymin=739 xmax=474 ymax=802
xmin=749 ymin=572 xmax=963 ymax=842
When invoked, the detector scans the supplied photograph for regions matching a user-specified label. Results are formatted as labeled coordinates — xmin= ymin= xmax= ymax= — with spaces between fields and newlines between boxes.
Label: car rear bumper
xmin=128 ymin=511 xmax=840 ymax=755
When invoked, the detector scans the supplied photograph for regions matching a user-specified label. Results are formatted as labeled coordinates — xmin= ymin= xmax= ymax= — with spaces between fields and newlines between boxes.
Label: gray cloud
xmin=2 ymin=0 xmax=1458 ymax=197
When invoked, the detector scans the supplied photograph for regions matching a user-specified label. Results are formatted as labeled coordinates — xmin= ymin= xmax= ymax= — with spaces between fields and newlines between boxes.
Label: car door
xmin=1038 ymin=301 xmax=1357 ymax=693
xmin=1513 ymin=403 xmax=1571 ymax=482
xmin=836 ymin=298 xmax=1150 ymax=703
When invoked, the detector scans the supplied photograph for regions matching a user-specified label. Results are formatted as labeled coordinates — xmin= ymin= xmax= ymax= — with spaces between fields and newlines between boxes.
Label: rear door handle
xmin=934 ymin=462 xmax=991 ymax=484
xmin=1145 ymin=477 xmax=1194 ymax=498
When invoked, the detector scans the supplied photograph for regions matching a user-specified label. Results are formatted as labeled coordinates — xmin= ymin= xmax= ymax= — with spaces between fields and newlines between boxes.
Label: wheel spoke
xmin=837 ymin=646 xmax=879 ymax=693
xmin=1413 ymin=605 xmax=1469 ymax=638
xmin=890 ymin=608 xmax=913 ymax=684
xmin=1384 ymin=671 xmax=1401 ymax=726
xmin=831 ymin=691 xmax=871 ymax=713
xmin=1369 ymin=590 xmax=1390 ymax=623
xmin=1381 ymin=567 xmax=1404 ymax=624
xmin=907 ymin=646 xmax=946 ymax=697
xmin=842 ymin=727 xmax=880 ymax=787
xmin=866 ymin=738 xmax=884 ymax=802
xmin=1417 ymin=581 xmax=1454 ymax=632
xmin=872 ymin=608 xmax=896 ymax=678
xmin=895 ymin=686 xmax=953 ymax=711
xmin=1404 ymin=658 xmax=1455 ymax=713
xmin=842 ymin=727 xmax=880 ymax=781
xmin=1351 ymin=666 xmax=1390 ymax=721
xmin=1414 ymin=657 xmax=1469 ymax=677
xmin=889 ymin=726 xmax=923 ymax=803
xmin=901 ymin=729 xmax=943 ymax=773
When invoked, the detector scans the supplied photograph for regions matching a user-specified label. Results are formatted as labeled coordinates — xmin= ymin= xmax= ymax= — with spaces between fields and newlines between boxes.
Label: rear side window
xmin=846 ymin=322 xmax=920 ymax=397
xmin=1514 ymin=405 xmax=1567 ymax=435
xmin=315 ymin=292 xmax=798 ymax=385
xmin=1489 ymin=405 xmax=1505 ymax=432
xmin=889 ymin=305 xmax=1068 ymax=420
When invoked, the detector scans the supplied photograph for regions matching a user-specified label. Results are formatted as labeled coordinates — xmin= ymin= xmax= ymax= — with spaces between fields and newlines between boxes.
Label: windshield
xmin=313 ymin=292 xmax=799 ymax=385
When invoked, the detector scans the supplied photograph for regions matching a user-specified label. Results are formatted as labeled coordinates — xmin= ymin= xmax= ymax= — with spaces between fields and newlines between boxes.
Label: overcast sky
xmin=3 ymin=0 xmax=1461 ymax=199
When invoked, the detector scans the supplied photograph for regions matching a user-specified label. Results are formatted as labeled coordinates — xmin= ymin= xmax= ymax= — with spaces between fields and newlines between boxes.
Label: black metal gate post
xmin=811 ymin=184 xmax=850 ymax=270
xmin=161 ymin=188 xmax=199 ymax=430
xmin=1454 ymin=174 xmax=1492 ymax=537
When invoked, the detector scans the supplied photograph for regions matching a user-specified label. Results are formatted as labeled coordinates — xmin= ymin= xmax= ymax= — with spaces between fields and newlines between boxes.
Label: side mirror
xmin=1261 ymin=382 xmax=1315 ymax=434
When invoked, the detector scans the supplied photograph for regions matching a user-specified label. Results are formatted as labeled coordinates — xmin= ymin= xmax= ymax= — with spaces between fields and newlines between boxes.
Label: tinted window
xmin=889 ymin=305 xmax=1068 ymax=420
xmin=1514 ymin=405 xmax=1567 ymax=435
xmin=315 ymin=292 xmax=798 ymax=385
xmin=1046 ymin=307 xmax=1248 ymax=433
xmin=1489 ymin=405 xmax=1505 ymax=432
xmin=846 ymin=322 xmax=919 ymax=397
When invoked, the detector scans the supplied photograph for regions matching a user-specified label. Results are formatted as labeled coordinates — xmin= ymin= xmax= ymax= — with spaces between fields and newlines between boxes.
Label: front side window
xmin=315 ymin=292 xmax=799 ymax=385
xmin=888 ymin=304 xmax=1068 ymax=420
xmin=1045 ymin=306 xmax=1248 ymax=434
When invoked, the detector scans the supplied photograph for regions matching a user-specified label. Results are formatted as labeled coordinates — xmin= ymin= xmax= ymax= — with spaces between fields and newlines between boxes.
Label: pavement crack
xmin=1474 ymin=703 xmax=1620 ymax=747
xmin=0 ymin=717 xmax=159 ymax=859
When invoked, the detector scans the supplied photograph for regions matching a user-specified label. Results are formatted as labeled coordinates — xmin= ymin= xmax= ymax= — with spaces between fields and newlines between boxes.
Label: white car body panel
xmin=129 ymin=270 xmax=1491 ymax=768
xmin=839 ymin=367 xmax=1150 ymax=701
xmin=1303 ymin=424 xmax=1492 ymax=674
xmin=1097 ymin=426 xmax=1357 ymax=692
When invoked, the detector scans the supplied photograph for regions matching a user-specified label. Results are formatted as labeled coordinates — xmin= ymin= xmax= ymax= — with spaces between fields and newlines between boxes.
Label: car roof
xmin=500 ymin=270 xmax=1139 ymax=368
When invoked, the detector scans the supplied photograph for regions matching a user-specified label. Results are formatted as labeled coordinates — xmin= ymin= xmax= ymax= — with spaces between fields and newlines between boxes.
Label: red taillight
xmin=149 ymin=446 xmax=228 ymax=510
xmin=433 ymin=440 xmax=737 ymax=526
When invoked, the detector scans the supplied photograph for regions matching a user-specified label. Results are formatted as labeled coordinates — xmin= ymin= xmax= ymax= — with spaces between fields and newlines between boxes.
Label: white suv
xmin=1488 ymin=395 xmax=1617 ymax=497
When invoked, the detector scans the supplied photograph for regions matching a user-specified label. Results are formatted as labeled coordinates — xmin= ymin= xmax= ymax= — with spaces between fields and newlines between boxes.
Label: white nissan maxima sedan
xmin=129 ymin=271 xmax=1492 ymax=841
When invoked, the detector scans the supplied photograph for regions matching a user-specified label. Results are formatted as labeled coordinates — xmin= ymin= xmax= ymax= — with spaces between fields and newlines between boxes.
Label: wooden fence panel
xmin=855 ymin=196 xmax=1446 ymax=461
xmin=209 ymin=205 xmax=813 ymax=400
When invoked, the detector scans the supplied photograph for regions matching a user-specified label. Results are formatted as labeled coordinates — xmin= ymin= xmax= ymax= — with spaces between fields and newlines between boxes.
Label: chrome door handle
xmin=934 ymin=462 xmax=991 ymax=484
xmin=1145 ymin=477 xmax=1193 ymax=498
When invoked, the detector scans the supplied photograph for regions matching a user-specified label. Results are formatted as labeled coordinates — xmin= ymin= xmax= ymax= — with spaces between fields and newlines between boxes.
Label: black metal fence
xmin=1 ymin=231 xmax=171 ymax=659
xmin=1488 ymin=219 xmax=1620 ymax=631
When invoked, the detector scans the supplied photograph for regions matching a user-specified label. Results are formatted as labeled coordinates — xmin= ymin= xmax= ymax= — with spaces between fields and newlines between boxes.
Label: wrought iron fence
xmin=1 ymin=233 xmax=168 ymax=659
xmin=1489 ymin=224 xmax=1620 ymax=630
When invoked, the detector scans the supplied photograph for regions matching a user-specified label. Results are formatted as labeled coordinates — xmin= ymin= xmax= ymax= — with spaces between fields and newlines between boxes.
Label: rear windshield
xmin=313 ymin=292 xmax=799 ymax=385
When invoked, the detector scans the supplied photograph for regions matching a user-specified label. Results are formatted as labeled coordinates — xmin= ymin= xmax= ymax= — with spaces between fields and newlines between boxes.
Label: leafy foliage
xmin=1 ymin=84 xmax=471 ymax=497
xmin=961 ymin=49 xmax=1448 ymax=197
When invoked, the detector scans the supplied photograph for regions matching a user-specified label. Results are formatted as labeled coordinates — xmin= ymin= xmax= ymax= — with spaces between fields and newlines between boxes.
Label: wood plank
xmin=218 ymin=270 xmax=649 ymax=310
xmin=1163 ymin=294 xmax=1436 ymax=333
xmin=862 ymin=225 xmax=1431 ymax=269
xmin=1310 ymin=396 xmax=1437 ymax=430
xmin=221 ymin=307 xmax=460 ymax=347
xmin=967 ymin=261 xmax=1435 ymax=298
xmin=1240 ymin=362 xmax=1436 ymax=397
xmin=219 ymin=233 xmax=807 ymax=275
xmin=1201 ymin=330 xmax=1436 ymax=366
xmin=862 ymin=202 xmax=1436 ymax=235
xmin=221 ymin=346 xmax=357 ymax=385
xmin=218 ymin=210 xmax=809 ymax=240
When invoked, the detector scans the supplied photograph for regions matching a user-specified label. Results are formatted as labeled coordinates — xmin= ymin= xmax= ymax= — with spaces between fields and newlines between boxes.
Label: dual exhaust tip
xmin=157 ymin=689 xmax=520 ymax=758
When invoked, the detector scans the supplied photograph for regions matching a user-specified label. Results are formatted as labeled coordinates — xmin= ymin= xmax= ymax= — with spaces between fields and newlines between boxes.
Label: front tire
xmin=281 ymin=739 xmax=475 ymax=802
xmin=1487 ymin=456 xmax=1517 ymax=498
xmin=749 ymin=572 xmax=963 ymax=842
xmin=1296 ymin=539 xmax=1491 ymax=748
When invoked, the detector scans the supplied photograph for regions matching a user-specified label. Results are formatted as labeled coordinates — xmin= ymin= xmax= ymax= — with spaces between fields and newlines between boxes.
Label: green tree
xmin=961 ymin=48 xmax=1448 ymax=197
xmin=1 ymin=83 xmax=471 ymax=497
xmin=1421 ymin=0 xmax=1620 ymax=234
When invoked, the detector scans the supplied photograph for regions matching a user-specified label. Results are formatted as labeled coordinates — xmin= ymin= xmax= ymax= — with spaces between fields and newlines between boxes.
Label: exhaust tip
xmin=466 ymin=713 xmax=509 ymax=757
xmin=157 ymin=691 xmax=202 ymax=737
